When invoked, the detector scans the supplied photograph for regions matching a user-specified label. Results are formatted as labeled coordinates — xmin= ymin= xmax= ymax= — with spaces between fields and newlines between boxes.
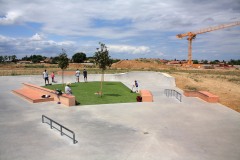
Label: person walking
xmin=132 ymin=80 xmax=139 ymax=93
xmin=75 ymin=69 xmax=80 ymax=82
xmin=43 ymin=69 xmax=49 ymax=86
xmin=83 ymin=69 xmax=87 ymax=82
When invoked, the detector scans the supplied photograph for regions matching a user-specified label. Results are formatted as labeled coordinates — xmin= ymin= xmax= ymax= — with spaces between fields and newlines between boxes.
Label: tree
xmin=93 ymin=42 xmax=112 ymax=96
xmin=22 ymin=55 xmax=30 ymax=61
xmin=30 ymin=55 xmax=45 ymax=63
xmin=58 ymin=49 xmax=69 ymax=85
xmin=51 ymin=56 xmax=60 ymax=64
xmin=72 ymin=52 xmax=86 ymax=63
xmin=4 ymin=55 xmax=8 ymax=63
xmin=203 ymin=60 xmax=208 ymax=64
xmin=193 ymin=60 xmax=199 ymax=64
xmin=210 ymin=60 xmax=220 ymax=64
xmin=0 ymin=56 xmax=3 ymax=63
xmin=228 ymin=59 xmax=240 ymax=65
xmin=11 ymin=55 xmax=17 ymax=63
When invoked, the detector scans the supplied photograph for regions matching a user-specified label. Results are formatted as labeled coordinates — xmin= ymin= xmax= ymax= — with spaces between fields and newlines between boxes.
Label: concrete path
xmin=0 ymin=71 xmax=239 ymax=160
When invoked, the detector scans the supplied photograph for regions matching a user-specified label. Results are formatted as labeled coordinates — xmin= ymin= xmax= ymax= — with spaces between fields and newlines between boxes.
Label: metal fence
xmin=42 ymin=115 xmax=78 ymax=144
xmin=164 ymin=89 xmax=182 ymax=102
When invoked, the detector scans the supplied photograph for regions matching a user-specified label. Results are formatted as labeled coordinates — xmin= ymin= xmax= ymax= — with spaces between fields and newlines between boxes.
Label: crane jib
xmin=176 ymin=21 xmax=240 ymax=66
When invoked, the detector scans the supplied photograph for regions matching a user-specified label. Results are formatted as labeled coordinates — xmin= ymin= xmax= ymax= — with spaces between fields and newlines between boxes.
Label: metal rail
xmin=164 ymin=89 xmax=182 ymax=102
xmin=42 ymin=115 xmax=78 ymax=144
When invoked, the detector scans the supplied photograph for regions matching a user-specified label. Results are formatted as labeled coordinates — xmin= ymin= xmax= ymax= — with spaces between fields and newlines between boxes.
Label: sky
xmin=0 ymin=0 xmax=240 ymax=61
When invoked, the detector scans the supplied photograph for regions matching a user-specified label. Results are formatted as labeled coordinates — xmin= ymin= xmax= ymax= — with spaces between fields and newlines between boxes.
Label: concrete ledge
xmin=57 ymin=71 xmax=76 ymax=76
xmin=184 ymin=90 xmax=219 ymax=103
xmin=12 ymin=88 xmax=54 ymax=103
xmin=140 ymin=90 xmax=153 ymax=102
xmin=13 ymin=83 xmax=76 ymax=106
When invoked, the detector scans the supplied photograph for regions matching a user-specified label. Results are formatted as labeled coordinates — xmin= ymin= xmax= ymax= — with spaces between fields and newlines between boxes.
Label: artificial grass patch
xmin=44 ymin=81 xmax=140 ymax=105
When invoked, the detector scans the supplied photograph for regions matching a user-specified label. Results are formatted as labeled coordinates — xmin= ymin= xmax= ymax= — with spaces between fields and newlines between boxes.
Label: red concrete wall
xmin=140 ymin=90 xmax=153 ymax=102
xmin=184 ymin=90 xmax=219 ymax=103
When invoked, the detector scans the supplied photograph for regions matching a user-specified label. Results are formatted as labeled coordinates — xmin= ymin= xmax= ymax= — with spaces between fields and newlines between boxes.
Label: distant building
xmin=44 ymin=58 xmax=52 ymax=63
xmin=159 ymin=59 xmax=168 ymax=64
xmin=167 ymin=60 xmax=181 ymax=65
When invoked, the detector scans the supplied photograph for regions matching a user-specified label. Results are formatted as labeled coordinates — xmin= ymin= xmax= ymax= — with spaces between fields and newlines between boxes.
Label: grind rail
xmin=42 ymin=115 xmax=78 ymax=144
xmin=164 ymin=89 xmax=182 ymax=102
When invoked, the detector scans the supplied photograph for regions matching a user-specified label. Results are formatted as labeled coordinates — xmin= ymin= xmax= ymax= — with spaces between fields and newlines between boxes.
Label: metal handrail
xmin=164 ymin=89 xmax=182 ymax=102
xmin=42 ymin=115 xmax=78 ymax=144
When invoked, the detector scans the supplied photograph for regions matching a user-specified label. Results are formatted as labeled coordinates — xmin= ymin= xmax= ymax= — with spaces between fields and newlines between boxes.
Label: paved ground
xmin=0 ymin=71 xmax=240 ymax=160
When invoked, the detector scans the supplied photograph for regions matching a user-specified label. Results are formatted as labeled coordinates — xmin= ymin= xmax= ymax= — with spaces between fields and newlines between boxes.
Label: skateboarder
xmin=132 ymin=80 xmax=139 ymax=93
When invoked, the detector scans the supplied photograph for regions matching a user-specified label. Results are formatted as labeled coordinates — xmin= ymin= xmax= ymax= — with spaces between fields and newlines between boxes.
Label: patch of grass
xmin=193 ymin=78 xmax=199 ymax=82
xmin=44 ymin=81 xmax=140 ymax=105
xmin=185 ymin=85 xmax=198 ymax=91
xmin=228 ymin=77 xmax=240 ymax=84
xmin=24 ymin=64 xmax=45 ymax=68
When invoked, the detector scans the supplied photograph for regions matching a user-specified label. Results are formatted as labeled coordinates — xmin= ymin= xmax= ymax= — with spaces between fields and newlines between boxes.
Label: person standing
xmin=51 ymin=72 xmax=55 ymax=83
xmin=43 ymin=69 xmax=49 ymax=85
xmin=75 ymin=69 xmax=80 ymax=82
xmin=83 ymin=69 xmax=87 ymax=82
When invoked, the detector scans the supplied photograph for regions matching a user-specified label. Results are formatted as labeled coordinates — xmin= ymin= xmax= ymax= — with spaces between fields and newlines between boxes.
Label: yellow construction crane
xmin=176 ymin=21 xmax=240 ymax=66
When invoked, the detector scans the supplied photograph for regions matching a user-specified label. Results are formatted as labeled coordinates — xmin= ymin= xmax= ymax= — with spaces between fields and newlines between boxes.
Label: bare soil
xmin=112 ymin=60 xmax=240 ymax=112
xmin=171 ymin=72 xmax=240 ymax=112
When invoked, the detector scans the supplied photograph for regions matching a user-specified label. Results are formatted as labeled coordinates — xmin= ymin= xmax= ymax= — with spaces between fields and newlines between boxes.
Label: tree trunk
xmin=62 ymin=69 xmax=64 ymax=86
xmin=100 ymin=69 xmax=104 ymax=97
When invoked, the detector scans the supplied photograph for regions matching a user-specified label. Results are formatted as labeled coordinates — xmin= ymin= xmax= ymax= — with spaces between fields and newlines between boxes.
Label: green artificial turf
xmin=44 ymin=81 xmax=140 ymax=105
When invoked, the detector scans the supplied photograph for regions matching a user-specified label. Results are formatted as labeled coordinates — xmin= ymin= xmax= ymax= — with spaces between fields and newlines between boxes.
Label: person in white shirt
xmin=75 ymin=69 xmax=80 ymax=82
xmin=43 ymin=69 xmax=49 ymax=85
xmin=65 ymin=82 xmax=72 ymax=95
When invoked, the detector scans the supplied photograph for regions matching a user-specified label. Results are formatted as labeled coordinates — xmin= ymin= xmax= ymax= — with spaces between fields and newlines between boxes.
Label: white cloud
xmin=30 ymin=33 xmax=43 ymax=41
xmin=108 ymin=45 xmax=150 ymax=54
xmin=0 ymin=34 xmax=77 ymax=58
xmin=0 ymin=0 xmax=239 ymax=60
xmin=0 ymin=11 xmax=21 ymax=25
xmin=1 ymin=0 xmax=240 ymax=37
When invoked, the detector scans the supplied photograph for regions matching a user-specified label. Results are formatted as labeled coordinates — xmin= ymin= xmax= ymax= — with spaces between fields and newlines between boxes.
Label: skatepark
xmin=0 ymin=71 xmax=240 ymax=160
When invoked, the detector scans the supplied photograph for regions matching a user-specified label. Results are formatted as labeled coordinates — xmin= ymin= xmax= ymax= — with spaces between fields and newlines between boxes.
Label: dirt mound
xmin=111 ymin=60 xmax=167 ymax=69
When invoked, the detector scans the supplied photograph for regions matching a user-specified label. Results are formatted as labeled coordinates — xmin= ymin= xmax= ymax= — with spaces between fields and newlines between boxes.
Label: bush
xmin=136 ymin=96 xmax=142 ymax=102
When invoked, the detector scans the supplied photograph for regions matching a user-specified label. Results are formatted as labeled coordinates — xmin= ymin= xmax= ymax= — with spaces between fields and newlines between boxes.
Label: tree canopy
xmin=72 ymin=52 xmax=87 ymax=63
xmin=58 ymin=49 xmax=69 ymax=70
xmin=58 ymin=49 xmax=69 ymax=85
xmin=93 ymin=42 xmax=112 ymax=96
xmin=93 ymin=42 xmax=112 ymax=70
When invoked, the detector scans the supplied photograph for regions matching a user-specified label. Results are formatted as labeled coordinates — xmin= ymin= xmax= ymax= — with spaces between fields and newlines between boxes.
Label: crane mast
xmin=176 ymin=21 xmax=240 ymax=66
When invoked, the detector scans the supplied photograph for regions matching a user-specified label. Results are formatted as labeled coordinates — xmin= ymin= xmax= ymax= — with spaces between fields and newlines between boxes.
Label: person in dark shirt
xmin=83 ymin=69 xmax=87 ymax=82
xmin=131 ymin=80 xmax=139 ymax=93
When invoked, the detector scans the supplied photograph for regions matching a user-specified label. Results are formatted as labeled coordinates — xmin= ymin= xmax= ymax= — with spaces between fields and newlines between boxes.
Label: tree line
xmin=1 ymin=53 xmax=240 ymax=65
xmin=0 ymin=52 xmax=120 ymax=64
xmin=192 ymin=59 xmax=240 ymax=65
